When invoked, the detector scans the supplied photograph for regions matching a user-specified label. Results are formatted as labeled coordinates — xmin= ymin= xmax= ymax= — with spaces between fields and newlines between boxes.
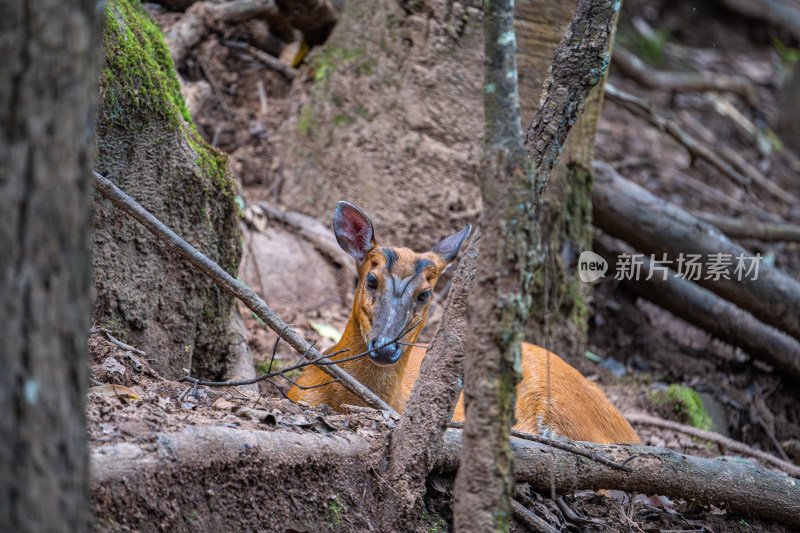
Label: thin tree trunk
xmin=0 ymin=1 xmax=102 ymax=531
xmin=453 ymin=1 xmax=531 ymax=529
xmin=516 ymin=1 xmax=620 ymax=365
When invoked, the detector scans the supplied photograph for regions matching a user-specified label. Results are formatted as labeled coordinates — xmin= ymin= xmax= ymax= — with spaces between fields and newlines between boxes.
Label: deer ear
xmin=432 ymin=224 xmax=471 ymax=263
xmin=333 ymin=201 xmax=376 ymax=263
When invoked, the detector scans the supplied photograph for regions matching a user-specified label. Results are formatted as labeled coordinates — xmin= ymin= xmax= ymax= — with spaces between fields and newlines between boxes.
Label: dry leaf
xmin=88 ymin=384 xmax=141 ymax=400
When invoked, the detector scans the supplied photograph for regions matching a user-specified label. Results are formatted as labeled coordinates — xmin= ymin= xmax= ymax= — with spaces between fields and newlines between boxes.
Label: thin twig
xmin=605 ymin=83 xmax=752 ymax=191
xmin=626 ymin=413 xmax=800 ymax=477
xmin=248 ymin=45 xmax=297 ymax=80
xmin=447 ymin=421 xmax=633 ymax=472
xmin=92 ymin=171 xmax=395 ymax=414
xmin=178 ymin=320 xmax=420 ymax=388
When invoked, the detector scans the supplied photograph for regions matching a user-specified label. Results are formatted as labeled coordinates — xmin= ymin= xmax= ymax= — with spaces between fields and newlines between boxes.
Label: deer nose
xmin=367 ymin=337 xmax=402 ymax=366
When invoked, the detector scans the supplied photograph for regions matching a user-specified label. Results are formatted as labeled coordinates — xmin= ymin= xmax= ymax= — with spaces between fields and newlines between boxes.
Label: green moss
xmin=421 ymin=509 xmax=448 ymax=532
xmin=651 ymin=384 xmax=712 ymax=431
xmin=323 ymin=495 xmax=345 ymax=529
xmin=102 ymin=0 xmax=238 ymax=207
xmin=102 ymin=318 xmax=127 ymax=341
xmin=102 ymin=0 xmax=191 ymax=128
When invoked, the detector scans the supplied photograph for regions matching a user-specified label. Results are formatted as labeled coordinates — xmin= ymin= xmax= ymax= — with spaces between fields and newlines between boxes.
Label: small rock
xmin=102 ymin=357 xmax=126 ymax=376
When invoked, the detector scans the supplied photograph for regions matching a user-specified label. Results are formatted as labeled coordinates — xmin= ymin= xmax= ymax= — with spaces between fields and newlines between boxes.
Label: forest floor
xmin=87 ymin=1 xmax=800 ymax=531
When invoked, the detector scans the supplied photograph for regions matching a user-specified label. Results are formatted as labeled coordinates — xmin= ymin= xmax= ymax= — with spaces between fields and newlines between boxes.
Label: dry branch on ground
xmin=612 ymin=46 xmax=759 ymax=105
xmin=593 ymin=226 xmax=800 ymax=382
xmin=690 ymin=211 xmax=800 ymax=242
xmin=605 ymin=84 xmax=794 ymax=203
xmin=627 ymin=413 xmax=800 ymax=478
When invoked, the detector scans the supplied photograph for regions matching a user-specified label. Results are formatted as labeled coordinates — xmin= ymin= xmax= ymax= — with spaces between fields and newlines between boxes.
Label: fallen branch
xmin=612 ymin=46 xmax=758 ymax=106
xmin=92 ymin=171 xmax=395 ymax=414
xmin=605 ymin=84 xmax=791 ymax=202
xmin=90 ymin=425 xmax=800 ymax=526
xmin=449 ymin=421 xmax=633 ymax=473
xmin=247 ymin=45 xmax=297 ymax=80
xmin=678 ymin=109 xmax=795 ymax=204
xmin=164 ymin=0 xmax=280 ymax=65
xmin=690 ymin=211 xmax=800 ymax=242
xmin=626 ymin=413 xmax=800 ymax=478
xmin=592 ymin=161 xmax=800 ymax=344
xmin=593 ymin=230 xmax=800 ymax=383
xmin=510 ymin=499 xmax=559 ymax=533
xmin=706 ymin=94 xmax=775 ymax=157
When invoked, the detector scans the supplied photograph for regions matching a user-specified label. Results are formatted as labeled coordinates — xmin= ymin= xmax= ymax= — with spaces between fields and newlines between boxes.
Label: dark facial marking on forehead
xmin=414 ymin=259 xmax=435 ymax=276
xmin=381 ymin=248 xmax=399 ymax=273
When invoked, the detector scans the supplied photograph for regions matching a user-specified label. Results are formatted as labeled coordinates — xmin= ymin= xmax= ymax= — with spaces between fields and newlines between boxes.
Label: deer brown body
xmin=288 ymin=202 xmax=641 ymax=445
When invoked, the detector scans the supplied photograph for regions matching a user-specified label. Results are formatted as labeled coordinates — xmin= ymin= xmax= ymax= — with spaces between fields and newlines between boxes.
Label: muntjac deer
xmin=288 ymin=202 xmax=641 ymax=445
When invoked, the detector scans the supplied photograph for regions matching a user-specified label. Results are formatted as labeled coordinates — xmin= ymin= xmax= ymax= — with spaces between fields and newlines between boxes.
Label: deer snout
xmin=367 ymin=337 xmax=402 ymax=366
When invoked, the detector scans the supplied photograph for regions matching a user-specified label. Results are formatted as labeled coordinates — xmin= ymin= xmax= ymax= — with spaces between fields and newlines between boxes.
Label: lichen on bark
xmin=94 ymin=0 xmax=243 ymax=379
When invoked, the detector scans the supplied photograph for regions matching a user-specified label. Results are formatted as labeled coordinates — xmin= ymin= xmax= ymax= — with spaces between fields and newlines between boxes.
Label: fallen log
xmin=592 ymin=161 xmax=800 ymax=343
xmin=90 ymin=425 xmax=800 ymax=527
xmin=594 ymin=232 xmax=800 ymax=383
xmin=626 ymin=413 xmax=800 ymax=478
xmin=690 ymin=211 xmax=800 ymax=242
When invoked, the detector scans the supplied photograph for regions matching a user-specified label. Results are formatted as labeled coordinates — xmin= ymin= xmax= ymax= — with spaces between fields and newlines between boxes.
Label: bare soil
xmin=87 ymin=1 xmax=800 ymax=531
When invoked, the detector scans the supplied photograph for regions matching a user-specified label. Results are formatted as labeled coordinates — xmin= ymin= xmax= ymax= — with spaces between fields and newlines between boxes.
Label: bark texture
xmin=0 ymin=0 xmax=102 ymax=531
xmin=593 ymin=162 xmax=800 ymax=343
xmin=94 ymin=0 xmax=245 ymax=379
xmin=453 ymin=1 xmax=532 ymax=529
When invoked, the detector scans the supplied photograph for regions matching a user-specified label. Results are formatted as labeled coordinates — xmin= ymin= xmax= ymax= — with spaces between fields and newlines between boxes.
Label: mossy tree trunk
xmin=94 ymin=0 xmax=248 ymax=379
xmin=0 ymin=1 xmax=102 ymax=531
xmin=516 ymin=2 xmax=617 ymax=367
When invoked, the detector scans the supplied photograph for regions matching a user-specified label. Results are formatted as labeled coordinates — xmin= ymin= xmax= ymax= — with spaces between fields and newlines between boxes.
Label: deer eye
xmin=417 ymin=290 xmax=431 ymax=303
xmin=366 ymin=274 xmax=378 ymax=290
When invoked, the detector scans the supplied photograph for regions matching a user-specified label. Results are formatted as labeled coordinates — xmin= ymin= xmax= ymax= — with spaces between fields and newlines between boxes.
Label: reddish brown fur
xmin=288 ymin=244 xmax=641 ymax=445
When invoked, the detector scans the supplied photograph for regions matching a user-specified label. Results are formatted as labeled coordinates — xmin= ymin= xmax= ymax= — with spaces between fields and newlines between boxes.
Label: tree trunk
xmin=94 ymin=0 xmax=248 ymax=379
xmin=274 ymin=0 xmax=485 ymax=251
xmin=453 ymin=1 xmax=531 ymax=529
xmin=0 ymin=1 xmax=102 ymax=531
xmin=517 ymin=1 xmax=618 ymax=368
